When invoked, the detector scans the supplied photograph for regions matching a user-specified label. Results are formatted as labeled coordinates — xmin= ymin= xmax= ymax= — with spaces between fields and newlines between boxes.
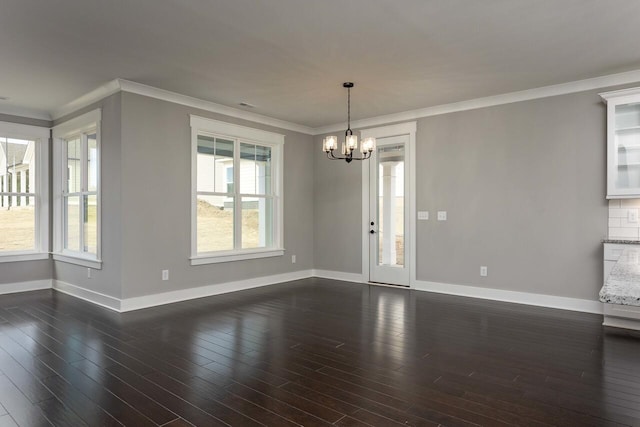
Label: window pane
xmin=240 ymin=143 xmax=257 ymax=194
xmin=65 ymin=196 xmax=81 ymax=252
xmin=215 ymin=138 xmax=234 ymax=193
xmin=197 ymin=195 xmax=234 ymax=253
xmin=242 ymin=197 xmax=273 ymax=249
xmin=240 ymin=143 xmax=271 ymax=195
xmin=87 ymin=133 xmax=98 ymax=192
xmin=84 ymin=194 xmax=98 ymax=255
xmin=196 ymin=136 xmax=234 ymax=193
xmin=256 ymin=145 xmax=272 ymax=194
xmin=0 ymin=197 xmax=35 ymax=251
xmin=196 ymin=135 xmax=215 ymax=192
xmin=67 ymin=137 xmax=81 ymax=193
xmin=0 ymin=138 xmax=35 ymax=195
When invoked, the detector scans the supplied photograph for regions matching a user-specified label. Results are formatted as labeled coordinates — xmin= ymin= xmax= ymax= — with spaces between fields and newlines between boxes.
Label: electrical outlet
xmin=87 ymin=268 xmax=91 ymax=279
xmin=291 ymin=255 xmax=296 ymax=264
xmin=418 ymin=211 xmax=429 ymax=220
xmin=629 ymin=209 xmax=639 ymax=223
xmin=162 ymin=270 xmax=169 ymax=281
xmin=480 ymin=266 xmax=488 ymax=277
xmin=437 ymin=211 xmax=447 ymax=221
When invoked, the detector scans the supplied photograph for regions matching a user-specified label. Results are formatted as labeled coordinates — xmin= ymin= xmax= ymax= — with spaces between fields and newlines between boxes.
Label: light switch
xmin=437 ymin=211 xmax=447 ymax=221
xmin=629 ymin=209 xmax=639 ymax=223
xmin=418 ymin=211 xmax=429 ymax=220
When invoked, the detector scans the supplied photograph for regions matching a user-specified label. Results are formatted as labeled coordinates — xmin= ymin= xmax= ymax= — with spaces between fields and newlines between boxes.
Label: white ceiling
xmin=1 ymin=0 xmax=640 ymax=128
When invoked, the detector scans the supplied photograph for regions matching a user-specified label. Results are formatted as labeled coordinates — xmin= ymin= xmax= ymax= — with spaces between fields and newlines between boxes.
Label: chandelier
xmin=323 ymin=82 xmax=375 ymax=163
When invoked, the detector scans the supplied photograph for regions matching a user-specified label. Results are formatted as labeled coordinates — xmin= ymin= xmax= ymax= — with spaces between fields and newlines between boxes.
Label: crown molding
xmin=312 ymin=68 xmax=640 ymax=135
xmin=0 ymin=105 xmax=51 ymax=122
xmin=599 ymin=86 xmax=640 ymax=103
xmin=119 ymin=79 xmax=315 ymax=135
xmin=52 ymin=79 xmax=121 ymax=121
xmin=52 ymin=78 xmax=314 ymax=134
xmin=42 ymin=68 xmax=640 ymax=135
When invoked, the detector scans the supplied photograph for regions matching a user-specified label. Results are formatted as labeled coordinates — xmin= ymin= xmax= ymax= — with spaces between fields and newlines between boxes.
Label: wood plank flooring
xmin=0 ymin=278 xmax=639 ymax=426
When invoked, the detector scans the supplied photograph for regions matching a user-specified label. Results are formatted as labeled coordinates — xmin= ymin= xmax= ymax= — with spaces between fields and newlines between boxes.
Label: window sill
xmin=52 ymin=253 xmax=102 ymax=269
xmin=190 ymin=248 xmax=285 ymax=265
xmin=0 ymin=252 xmax=50 ymax=263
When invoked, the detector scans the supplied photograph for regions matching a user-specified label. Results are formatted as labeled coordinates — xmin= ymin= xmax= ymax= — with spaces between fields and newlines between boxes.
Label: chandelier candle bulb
xmin=361 ymin=137 xmax=375 ymax=153
xmin=346 ymin=134 xmax=358 ymax=151
xmin=323 ymin=135 xmax=337 ymax=152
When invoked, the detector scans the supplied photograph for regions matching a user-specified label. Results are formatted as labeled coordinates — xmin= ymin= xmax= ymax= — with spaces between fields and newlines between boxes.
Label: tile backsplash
xmin=609 ymin=199 xmax=640 ymax=240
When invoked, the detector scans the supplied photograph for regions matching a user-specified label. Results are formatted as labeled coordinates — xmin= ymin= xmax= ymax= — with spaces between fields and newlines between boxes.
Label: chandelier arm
xmin=327 ymin=150 xmax=340 ymax=160
xmin=325 ymin=151 xmax=373 ymax=161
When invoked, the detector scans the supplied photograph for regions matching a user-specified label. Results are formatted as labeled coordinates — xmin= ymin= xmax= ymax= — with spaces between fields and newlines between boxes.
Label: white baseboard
xmin=0 ymin=279 xmax=52 ymax=295
xmin=53 ymin=280 xmax=121 ymax=312
xmin=120 ymin=269 xmax=313 ymax=312
xmin=413 ymin=280 xmax=603 ymax=314
xmin=312 ymin=269 xmax=364 ymax=283
xmin=603 ymin=315 xmax=640 ymax=331
xmin=8 ymin=270 xmax=602 ymax=316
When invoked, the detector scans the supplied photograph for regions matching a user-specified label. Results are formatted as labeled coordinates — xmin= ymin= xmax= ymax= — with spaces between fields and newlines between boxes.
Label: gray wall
xmin=0 ymin=114 xmax=52 ymax=285
xmin=415 ymin=90 xmax=607 ymax=300
xmin=119 ymin=92 xmax=314 ymax=299
xmin=52 ymin=93 xmax=123 ymax=298
xmin=0 ymin=260 xmax=51 ymax=285
xmin=314 ymin=88 xmax=612 ymax=301
xmin=313 ymin=131 xmax=363 ymax=273
xmin=0 ymin=85 xmax=623 ymax=305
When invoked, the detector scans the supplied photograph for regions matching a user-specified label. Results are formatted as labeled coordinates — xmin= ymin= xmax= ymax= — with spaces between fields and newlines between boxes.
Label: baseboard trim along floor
xmin=0 ymin=270 xmax=603 ymax=314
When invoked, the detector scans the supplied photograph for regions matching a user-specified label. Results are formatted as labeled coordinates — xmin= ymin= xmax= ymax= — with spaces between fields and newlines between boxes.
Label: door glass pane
xmin=197 ymin=195 xmax=234 ymax=252
xmin=242 ymin=196 xmax=272 ymax=249
xmin=377 ymin=144 xmax=405 ymax=267
xmin=65 ymin=195 xmax=81 ymax=251
xmin=84 ymin=194 xmax=98 ymax=255
xmin=0 ymin=196 xmax=35 ymax=251
xmin=87 ymin=133 xmax=98 ymax=192
xmin=67 ymin=137 xmax=81 ymax=193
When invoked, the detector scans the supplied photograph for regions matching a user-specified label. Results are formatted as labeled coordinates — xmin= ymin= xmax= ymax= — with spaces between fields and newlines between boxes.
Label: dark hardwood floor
xmin=0 ymin=278 xmax=639 ymax=426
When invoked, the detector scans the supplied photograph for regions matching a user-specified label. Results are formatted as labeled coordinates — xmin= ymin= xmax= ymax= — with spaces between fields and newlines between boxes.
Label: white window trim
xmin=189 ymin=115 xmax=285 ymax=265
xmin=52 ymin=109 xmax=102 ymax=269
xmin=0 ymin=121 xmax=50 ymax=263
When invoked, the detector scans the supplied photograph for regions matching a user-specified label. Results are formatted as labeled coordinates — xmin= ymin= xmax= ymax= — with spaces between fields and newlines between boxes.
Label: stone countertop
xmin=602 ymin=239 xmax=640 ymax=244
xmin=600 ymin=247 xmax=640 ymax=306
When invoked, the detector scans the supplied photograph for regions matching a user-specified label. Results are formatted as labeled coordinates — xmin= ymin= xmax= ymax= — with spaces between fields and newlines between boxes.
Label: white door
xmin=368 ymin=135 xmax=410 ymax=286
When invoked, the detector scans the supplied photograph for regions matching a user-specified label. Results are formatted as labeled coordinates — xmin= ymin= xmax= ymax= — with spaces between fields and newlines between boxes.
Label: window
xmin=190 ymin=115 xmax=284 ymax=264
xmin=52 ymin=109 xmax=101 ymax=268
xmin=0 ymin=121 xmax=49 ymax=263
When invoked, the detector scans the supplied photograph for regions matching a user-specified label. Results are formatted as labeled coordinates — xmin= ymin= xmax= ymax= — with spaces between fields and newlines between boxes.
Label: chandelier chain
xmin=347 ymin=86 xmax=351 ymax=132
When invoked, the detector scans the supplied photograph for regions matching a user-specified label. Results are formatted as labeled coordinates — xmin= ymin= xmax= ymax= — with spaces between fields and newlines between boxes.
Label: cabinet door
xmin=608 ymin=100 xmax=640 ymax=198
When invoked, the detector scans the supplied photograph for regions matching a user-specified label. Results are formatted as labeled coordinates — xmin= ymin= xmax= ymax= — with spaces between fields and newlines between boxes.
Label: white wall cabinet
xmin=601 ymin=87 xmax=640 ymax=198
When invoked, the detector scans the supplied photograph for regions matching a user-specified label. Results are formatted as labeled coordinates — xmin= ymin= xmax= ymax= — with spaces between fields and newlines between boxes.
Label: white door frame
xmin=361 ymin=121 xmax=417 ymax=287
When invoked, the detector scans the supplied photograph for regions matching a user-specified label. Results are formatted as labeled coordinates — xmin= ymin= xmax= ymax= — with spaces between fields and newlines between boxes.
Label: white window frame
xmin=52 ymin=109 xmax=102 ymax=269
xmin=190 ymin=115 xmax=285 ymax=265
xmin=0 ymin=121 xmax=50 ymax=263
